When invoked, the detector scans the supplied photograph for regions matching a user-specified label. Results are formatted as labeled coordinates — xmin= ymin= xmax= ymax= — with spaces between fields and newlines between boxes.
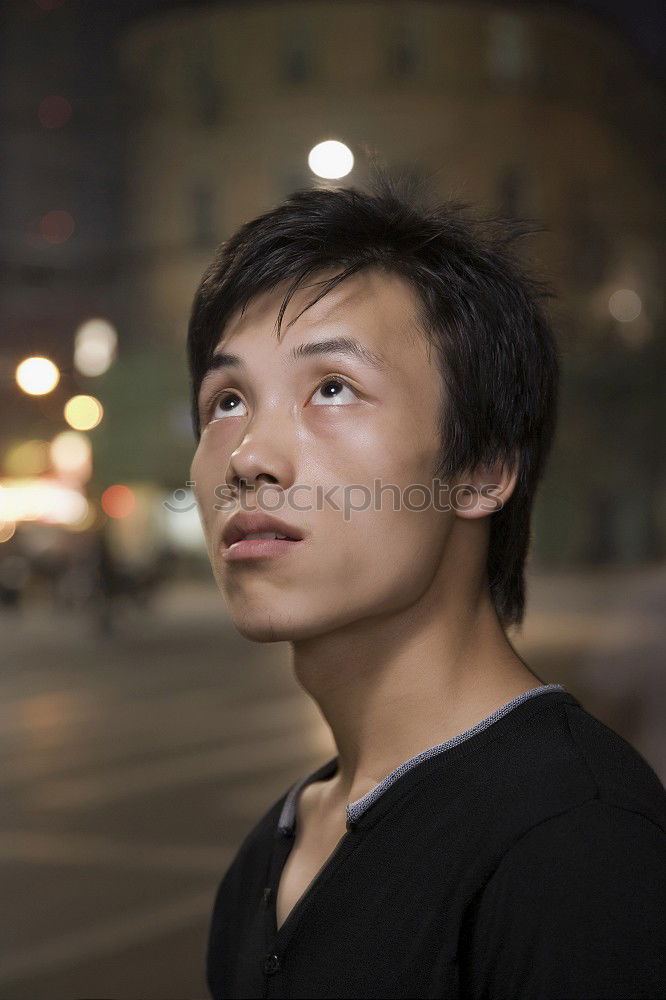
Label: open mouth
xmin=222 ymin=514 xmax=305 ymax=552
xmin=241 ymin=531 xmax=299 ymax=542
xmin=221 ymin=533 xmax=304 ymax=562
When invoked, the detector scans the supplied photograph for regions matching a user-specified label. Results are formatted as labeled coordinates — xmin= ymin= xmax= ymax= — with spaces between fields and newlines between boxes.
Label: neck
xmin=290 ymin=554 xmax=541 ymax=810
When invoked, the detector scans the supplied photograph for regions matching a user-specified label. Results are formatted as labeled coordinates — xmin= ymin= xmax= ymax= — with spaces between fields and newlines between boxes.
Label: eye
xmin=311 ymin=377 xmax=358 ymax=406
xmin=204 ymin=377 xmax=358 ymax=422
xmin=208 ymin=392 xmax=248 ymax=421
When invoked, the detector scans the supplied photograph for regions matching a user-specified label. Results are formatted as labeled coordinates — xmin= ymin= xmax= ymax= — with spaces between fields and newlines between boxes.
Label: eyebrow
xmin=198 ymin=336 xmax=388 ymax=401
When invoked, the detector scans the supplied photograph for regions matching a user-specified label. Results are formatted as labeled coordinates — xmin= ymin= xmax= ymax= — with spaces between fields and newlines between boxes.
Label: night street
xmin=1 ymin=0 xmax=664 ymax=994
xmin=1 ymin=565 xmax=664 ymax=999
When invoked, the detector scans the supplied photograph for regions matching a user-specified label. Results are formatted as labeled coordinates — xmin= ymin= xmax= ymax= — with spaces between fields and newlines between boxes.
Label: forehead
xmin=217 ymin=267 xmax=430 ymax=365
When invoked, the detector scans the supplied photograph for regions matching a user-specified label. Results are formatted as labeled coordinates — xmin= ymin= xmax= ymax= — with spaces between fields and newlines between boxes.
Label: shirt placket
xmin=259 ymin=828 xmax=294 ymax=994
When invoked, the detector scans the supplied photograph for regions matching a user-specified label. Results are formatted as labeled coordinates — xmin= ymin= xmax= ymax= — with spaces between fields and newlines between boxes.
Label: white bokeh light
xmin=74 ymin=318 xmax=118 ymax=376
xmin=49 ymin=431 xmax=92 ymax=484
xmin=308 ymin=140 xmax=354 ymax=180
xmin=15 ymin=356 xmax=60 ymax=396
xmin=608 ymin=289 xmax=642 ymax=323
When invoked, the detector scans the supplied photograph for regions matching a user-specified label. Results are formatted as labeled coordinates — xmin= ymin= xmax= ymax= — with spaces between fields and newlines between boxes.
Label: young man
xmin=187 ymin=178 xmax=666 ymax=999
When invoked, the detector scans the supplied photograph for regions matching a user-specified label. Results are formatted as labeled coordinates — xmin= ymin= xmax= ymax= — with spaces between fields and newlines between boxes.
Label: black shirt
xmin=206 ymin=684 xmax=666 ymax=999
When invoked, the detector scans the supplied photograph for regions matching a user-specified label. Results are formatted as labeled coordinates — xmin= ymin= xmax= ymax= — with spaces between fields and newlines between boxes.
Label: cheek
xmin=190 ymin=442 xmax=228 ymax=533
xmin=302 ymin=418 xmax=424 ymax=486
xmin=362 ymin=494 xmax=446 ymax=564
xmin=316 ymin=437 xmax=441 ymax=508
xmin=325 ymin=474 xmax=448 ymax=585
xmin=307 ymin=410 xmax=439 ymax=487
xmin=320 ymin=504 xmax=450 ymax=624
xmin=304 ymin=409 xmax=442 ymax=551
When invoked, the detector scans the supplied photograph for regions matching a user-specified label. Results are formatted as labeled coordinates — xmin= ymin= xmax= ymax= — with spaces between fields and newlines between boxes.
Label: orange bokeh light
xmin=101 ymin=484 xmax=136 ymax=519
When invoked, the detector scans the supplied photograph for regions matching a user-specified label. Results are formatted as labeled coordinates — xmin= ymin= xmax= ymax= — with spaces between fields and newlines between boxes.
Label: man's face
xmin=190 ymin=267 xmax=455 ymax=642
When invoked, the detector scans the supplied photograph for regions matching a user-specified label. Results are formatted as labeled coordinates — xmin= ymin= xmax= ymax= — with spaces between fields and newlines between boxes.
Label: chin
xmin=213 ymin=572 xmax=371 ymax=643
xmin=231 ymin=614 xmax=300 ymax=642
xmin=227 ymin=603 xmax=338 ymax=644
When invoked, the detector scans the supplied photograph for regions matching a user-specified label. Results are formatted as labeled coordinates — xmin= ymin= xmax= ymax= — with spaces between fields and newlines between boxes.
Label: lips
xmin=221 ymin=512 xmax=305 ymax=550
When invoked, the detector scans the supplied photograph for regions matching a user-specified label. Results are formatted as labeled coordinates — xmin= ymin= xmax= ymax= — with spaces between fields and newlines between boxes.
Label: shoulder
xmin=561 ymin=698 xmax=666 ymax=823
xmin=462 ymin=801 xmax=666 ymax=998
xmin=493 ymin=798 xmax=665 ymax=889
xmin=478 ymin=800 xmax=666 ymax=946
xmin=484 ymin=692 xmax=666 ymax=835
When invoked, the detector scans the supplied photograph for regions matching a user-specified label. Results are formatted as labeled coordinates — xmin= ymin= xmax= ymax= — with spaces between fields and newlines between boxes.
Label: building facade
xmin=116 ymin=0 xmax=665 ymax=564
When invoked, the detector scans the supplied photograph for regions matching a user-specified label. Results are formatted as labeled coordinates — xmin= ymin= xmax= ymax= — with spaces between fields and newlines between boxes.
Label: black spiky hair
xmin=187 ymin=167 xmax=560 ymax=629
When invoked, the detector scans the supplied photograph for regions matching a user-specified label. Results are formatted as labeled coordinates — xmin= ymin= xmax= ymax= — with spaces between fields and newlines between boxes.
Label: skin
xmin=190 ymin=266 xmax=543 ymax=823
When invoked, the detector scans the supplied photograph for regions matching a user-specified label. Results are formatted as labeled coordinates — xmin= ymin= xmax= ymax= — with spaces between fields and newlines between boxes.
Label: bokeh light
xmin=4 ymin=439 xmax=51 ymax=477
xmin=101 ymin=484 xmax=136 ymax=519
xmin=308 ymin=140 xmax=354 ymax=179
xmin=40 ymin=210 xmax=75 ymax=244
xmin=49 ymin=431 xmax=92 ymax=483
xmin=0 ymin=480 xmax=87 ymax=526
xmin=608 ymin=289 xmax=642 ymax=323
xmin=38 ymin=96 xmax=72 ymax=129
xmin=74 ymin=318 xmax=118 ymax=376
xmin=64 ymin=394 xmax=104 ymax=431
xmin=0 ymin=520 xmax=16 ymax=544
xmin=64 ymin=499 xmax=99 ymax=533
xmin=15 ymin=356 xmax=60 ymax=395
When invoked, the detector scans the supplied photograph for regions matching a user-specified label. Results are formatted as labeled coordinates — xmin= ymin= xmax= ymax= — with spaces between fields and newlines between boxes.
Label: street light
xmin=15 ymin=356 xmax=60 ymax=396
xmin=308 ymin=140 xmax=354 ymax=180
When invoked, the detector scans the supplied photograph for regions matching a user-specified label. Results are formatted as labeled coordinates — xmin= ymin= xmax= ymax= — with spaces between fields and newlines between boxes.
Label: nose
xmin=225 ymin=421 xmax=296 ymax=495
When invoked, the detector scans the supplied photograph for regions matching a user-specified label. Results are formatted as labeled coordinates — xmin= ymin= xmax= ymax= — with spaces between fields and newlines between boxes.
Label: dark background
xmin=0 ymin=2 xmax=664 ymax=997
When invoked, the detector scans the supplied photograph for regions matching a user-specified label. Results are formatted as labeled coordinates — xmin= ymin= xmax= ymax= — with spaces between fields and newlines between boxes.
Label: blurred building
xmin=4 ymin=0 xmax=662 ymax=568
xmin=0 ymin=0 xmax=199 ymax=575
xmin=117 ymin=0 xmax=665 ymax=566
xmin=0 ymin=0 xmax=123 ymax=446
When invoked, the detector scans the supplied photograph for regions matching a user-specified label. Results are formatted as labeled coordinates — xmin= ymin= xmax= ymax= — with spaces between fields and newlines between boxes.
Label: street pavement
xmin=1 ymin=563 xmax=664 ymax=999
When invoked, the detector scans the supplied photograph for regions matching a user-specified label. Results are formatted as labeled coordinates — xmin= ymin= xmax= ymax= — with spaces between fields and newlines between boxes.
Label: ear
xmin=452 ymin=449 xmax=519 ymax=521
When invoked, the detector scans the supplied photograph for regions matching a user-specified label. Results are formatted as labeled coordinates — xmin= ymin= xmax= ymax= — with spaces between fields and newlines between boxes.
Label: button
xmin=262 ymin=887 xmax=272 ymax=906
xmin=263 ymin=953 xmax=281 ymax=975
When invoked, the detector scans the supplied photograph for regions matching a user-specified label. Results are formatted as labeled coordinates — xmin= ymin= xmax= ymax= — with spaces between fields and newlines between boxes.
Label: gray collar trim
xmin=277 ymin=683 xmax=566 ymax=835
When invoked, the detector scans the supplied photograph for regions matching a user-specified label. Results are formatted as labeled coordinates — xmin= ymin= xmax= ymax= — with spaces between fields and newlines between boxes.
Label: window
xmin=486 ymin=11 xmax=533 ymax=83
xmin=280 ymin=20 xmax=314 ymax=85
xmin=387 ymin=37 xmax=418 ymax=79
xmin=566 ymin=180 xmax=612 ymax=289
xmin=497 ymin=165 xmax=528 ymax=219
xmin=385 ymin=10 xmax=423 ymax=81
xmin=185 ymin=46 xmax=224 ymax=127
xmin=191 ymin=64 xmax=223 ymax=127
xmin=191 ymin=184 xmax=216 ymax=247
xmin=138 ymin=40 xmax=170 ymax=115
